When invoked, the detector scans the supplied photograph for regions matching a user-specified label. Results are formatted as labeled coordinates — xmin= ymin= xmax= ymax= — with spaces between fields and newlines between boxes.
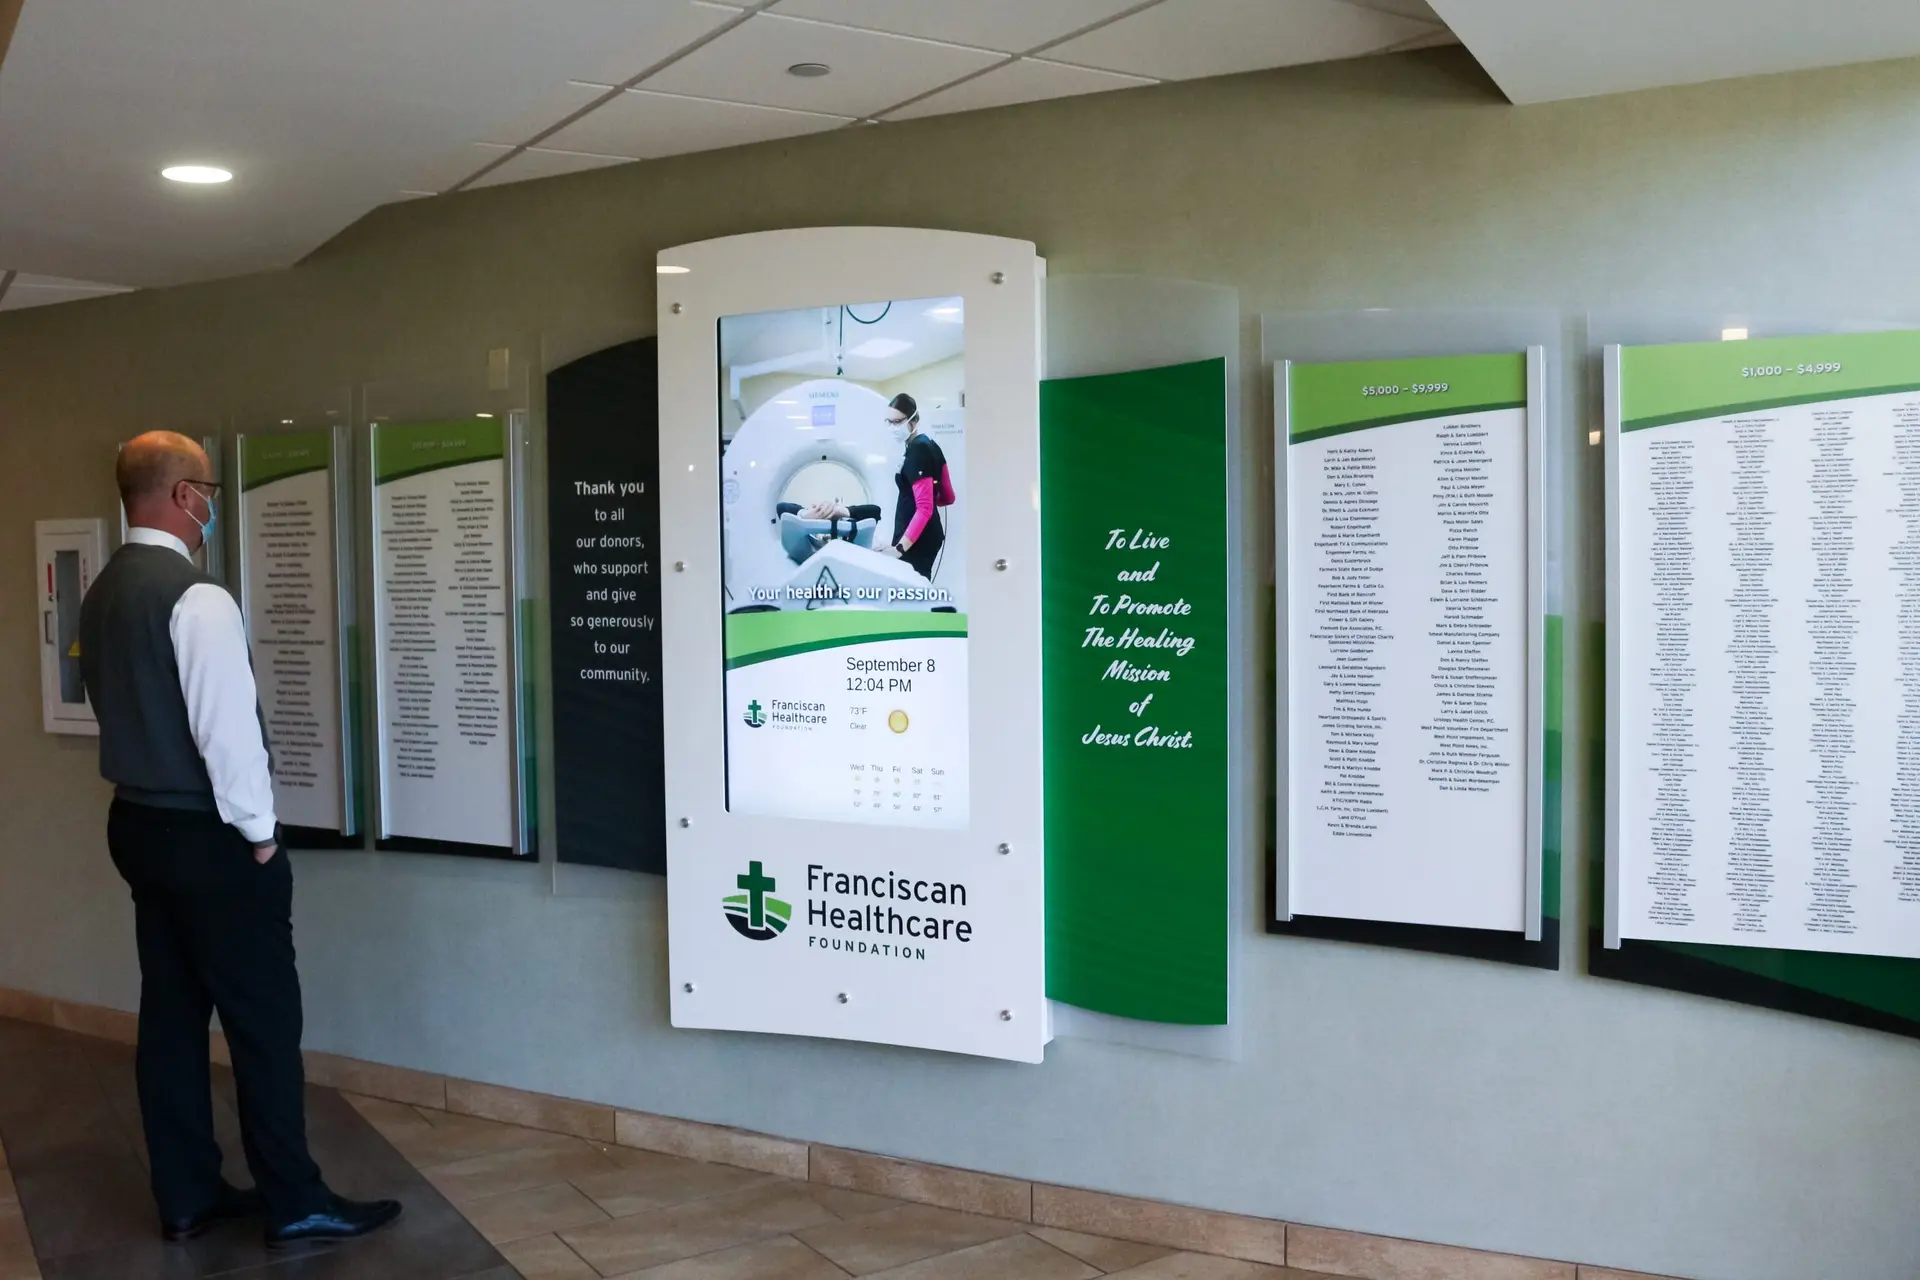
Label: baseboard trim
xmin=0 ymin=986 xmax=1686 ymax=1280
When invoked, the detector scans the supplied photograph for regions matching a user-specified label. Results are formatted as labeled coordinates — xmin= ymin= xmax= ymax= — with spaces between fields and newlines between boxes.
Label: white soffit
xmin=1429 ymin=0 xmax=1920 ymax=104
xmin=1048 ymin=0 xmax=1442 ymax=80
xmin=884 ymin=59 xmax=1157 ymax=122
xmin=0 ymin=272 xmax=135 ymax=312
xmin=643 ymin=12 xmax=1006 ymax=117
xmin=768 ymin=0 xmax=1152 ymax=52
xmin=544 ymin=89 xmax=852 ymax=162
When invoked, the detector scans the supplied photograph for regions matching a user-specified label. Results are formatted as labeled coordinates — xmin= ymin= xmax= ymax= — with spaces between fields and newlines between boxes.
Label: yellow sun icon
xmin=887 ymin=709 xmax=910 ymax=734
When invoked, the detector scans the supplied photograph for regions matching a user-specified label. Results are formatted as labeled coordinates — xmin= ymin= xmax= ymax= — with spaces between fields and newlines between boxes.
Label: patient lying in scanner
xmin=777 ymin=499 xmax=884 ymax=565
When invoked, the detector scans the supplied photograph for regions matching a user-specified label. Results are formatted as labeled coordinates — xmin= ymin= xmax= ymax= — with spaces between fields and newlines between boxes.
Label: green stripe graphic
xmin=1290 ymin=352 xmax=1526 ymax=444
xmin=724 ymin=610 xmax=967 ymax=670
xmin=1620 ymin=329 xmax=1920 ymax=431
xmin=374 ymin=420 xmax=504 ymax=485
xmin=242 ymin=431 xmax=331 ymax=492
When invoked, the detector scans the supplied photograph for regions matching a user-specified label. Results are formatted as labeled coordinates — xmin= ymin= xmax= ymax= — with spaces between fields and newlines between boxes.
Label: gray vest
xmin=78 ymin=542 xmax=233 ymax=812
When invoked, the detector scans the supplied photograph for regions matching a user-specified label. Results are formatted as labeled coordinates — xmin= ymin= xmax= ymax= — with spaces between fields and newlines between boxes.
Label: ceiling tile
xmin=479 ymin=82 xmax=614 ymax=147
xmin=571 ymin=1 xmax=747 ymax=85
xmin=1047 ymin=0 xmax=1438 ymax=80
xmin=545 ymin=88 xmax=851 ymax=160
xmin=642 ymin=12 xmax=1005 ymax=118
xmin=884 ymin=58 xmax=1154 ymax=121
xmin=465 ymin=146 xmax=636 ymax=190
xmin=1344 ymin=0 xmax=1442 ymax=20
xmin=769 ymin=0 xmax=1147 ymax=54
xmin=406 ymin=144 xmax=517 ymax=196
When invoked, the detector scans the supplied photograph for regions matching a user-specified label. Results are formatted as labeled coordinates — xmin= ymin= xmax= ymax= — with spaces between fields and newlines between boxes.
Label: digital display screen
xmin=718 ymin=296 xmax=969 ymax=829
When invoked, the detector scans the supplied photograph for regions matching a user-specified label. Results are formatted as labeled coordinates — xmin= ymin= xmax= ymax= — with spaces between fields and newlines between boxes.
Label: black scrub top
xmin=892 ymin=432 xmax=947 ymax=580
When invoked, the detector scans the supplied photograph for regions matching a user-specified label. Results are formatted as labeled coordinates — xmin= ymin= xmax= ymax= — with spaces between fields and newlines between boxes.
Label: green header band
xmin=241 ymin=431 xmax=332 ymax=492
xmin=724 ymin=610 xmax=967 ymax=669
xmin=1620 ymin=329 xmax=1920 ymax=431
xmin=374 ymin=420 xmax=505 ymax=485
xmin=1289 ymin=352 xmax=1526 ymax=444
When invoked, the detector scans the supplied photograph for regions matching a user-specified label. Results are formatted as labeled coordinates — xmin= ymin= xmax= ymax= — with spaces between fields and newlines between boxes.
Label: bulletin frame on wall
xmin=656 ymin=227 xmax=1050 ymax=1063
xmin=1595 ymin=311 xmax=1920 ymax=1038
xmin=1265 ymin=310 xmax=1567 ymax=971
xmin=234 ymin=417 xmax=361 ymax=847
xmin=363 ymin=360 xmax=538 ymax=863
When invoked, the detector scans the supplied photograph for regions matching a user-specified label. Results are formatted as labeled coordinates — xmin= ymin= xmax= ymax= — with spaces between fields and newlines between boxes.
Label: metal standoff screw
xmin=836 ymin=992 xmax=850 ymax=1004
xmin=990 ymin=271 xmax=1006 ymax=285
xmin=996 ymin=842 xmax=1011 ymax=855
xmin=994 ymin=558 xmax=1008 ymax=571
xmin=674 ymin=560 xmax=686 ymax=572
xmin=678 ymin=816 xmax=691 ymax=828
xmin=670 ymin=302 xmax=684 ymax=314
xmin=999 ymin=1009 xmax=1014 ymax=1022
xmin=682 ymin=982 xmax=695 ymax=994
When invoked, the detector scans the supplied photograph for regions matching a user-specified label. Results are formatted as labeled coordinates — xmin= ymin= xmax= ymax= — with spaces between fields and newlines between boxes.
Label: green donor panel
xmin=1042 ymin=358 xmax=1230 ymax=1025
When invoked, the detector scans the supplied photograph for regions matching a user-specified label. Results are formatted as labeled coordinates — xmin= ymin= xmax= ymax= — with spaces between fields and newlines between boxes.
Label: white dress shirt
xmin=126 ymin=527 xmax=279 ymax=845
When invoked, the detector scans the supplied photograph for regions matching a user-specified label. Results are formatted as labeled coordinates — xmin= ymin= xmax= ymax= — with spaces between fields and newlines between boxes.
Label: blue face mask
xmin=185 ymin=485 xmax=217 ymax=550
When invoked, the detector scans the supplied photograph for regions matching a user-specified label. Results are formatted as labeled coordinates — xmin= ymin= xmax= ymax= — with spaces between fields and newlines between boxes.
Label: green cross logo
xmin=722 ymin=861 xmax=790 ymax=941
xmin=743 ymin=699 xmax=766 ymax=728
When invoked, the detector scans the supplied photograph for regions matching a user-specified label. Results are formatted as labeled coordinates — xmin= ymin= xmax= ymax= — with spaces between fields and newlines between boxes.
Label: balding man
xmin=79 ymin=432 xmax=400 ymax=1249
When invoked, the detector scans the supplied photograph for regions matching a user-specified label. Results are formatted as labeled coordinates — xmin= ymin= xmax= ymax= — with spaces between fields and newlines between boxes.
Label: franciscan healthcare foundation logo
xmin=723 ymin=861 xmax=791 ymax=941
xmin=743 ymin=699 xmax=766 ymax=729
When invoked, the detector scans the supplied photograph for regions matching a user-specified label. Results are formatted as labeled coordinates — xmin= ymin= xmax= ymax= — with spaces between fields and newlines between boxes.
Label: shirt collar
xmin=127 ymin=526 xmax=192 ymax=559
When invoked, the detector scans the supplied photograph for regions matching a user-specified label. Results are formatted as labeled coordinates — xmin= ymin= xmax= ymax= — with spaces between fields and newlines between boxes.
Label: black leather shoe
xmin=162 ymin=1183 xmax=264 ymax=1243
xmin=264 ymin=1195 xmax=403 ymax=1249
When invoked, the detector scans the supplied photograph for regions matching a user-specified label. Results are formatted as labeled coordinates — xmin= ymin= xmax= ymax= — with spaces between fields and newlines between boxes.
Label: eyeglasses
xmin=181 ymin=479 xmax=223 ymax=497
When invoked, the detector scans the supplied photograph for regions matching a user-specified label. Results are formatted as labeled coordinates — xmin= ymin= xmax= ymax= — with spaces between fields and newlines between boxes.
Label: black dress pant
xmin=106 ymin=799 xmax=328 ymax=1226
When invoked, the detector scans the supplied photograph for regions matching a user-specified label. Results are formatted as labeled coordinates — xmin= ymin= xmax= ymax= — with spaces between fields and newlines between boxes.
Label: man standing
xmin=78 ymin=432 xmax=401 ymax=1248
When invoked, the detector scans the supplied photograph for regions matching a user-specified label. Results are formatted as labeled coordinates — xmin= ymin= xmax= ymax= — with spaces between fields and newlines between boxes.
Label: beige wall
xmin=6 ymin=48 xmax=1920 ymax=1280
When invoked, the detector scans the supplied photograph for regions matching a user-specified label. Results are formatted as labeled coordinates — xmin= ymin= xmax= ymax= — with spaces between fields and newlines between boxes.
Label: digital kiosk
xmin=657 ymin=228 xmax=1048 ymax=1063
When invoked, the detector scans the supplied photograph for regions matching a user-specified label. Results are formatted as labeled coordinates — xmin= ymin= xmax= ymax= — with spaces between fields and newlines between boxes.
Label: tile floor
xmin=351 ymin=1093 xmax=1340 ymax=1280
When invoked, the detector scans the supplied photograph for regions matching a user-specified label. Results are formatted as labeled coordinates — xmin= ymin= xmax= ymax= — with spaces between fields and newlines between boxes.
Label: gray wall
xmin=4 ymin=48 xmax=1919 ymax=1280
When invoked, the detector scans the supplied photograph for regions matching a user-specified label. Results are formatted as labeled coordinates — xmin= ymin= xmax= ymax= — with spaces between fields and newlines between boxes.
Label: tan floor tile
xmin=498 ymin=1232 xmax=602 ymax=1280
xmin=0 ymin=1237 xmax=43 ymax=1280
xmin=1575 ymin=1269 xmax=1689 ymax=1280
xmin=617 ymin=1110 xmax=810 ymax=1179
xmin=804 ymin=1185 xmax=904 ymax=1222
xmin=562 ymin=1179 xmax=842 ymax=1275
xmin=616 ymin=1234 xmax=853 ymax=1279
xmin=573 ymin=1149 xmax=778 ymax=1217
xmin=450 ymin=1078 xmax=618 ymax=1143
xmin=389 ymin=1108 xmax=583 ymax=1167
xmin=861 ymin=1233 xmax=1098 ymax=1280
xmin=422 ymin=1138 xmax=620 ymax=1205
xmin=811 ymin=1148 xmax=1030 ymax=1221
xmin=1032 ymin=1186 xmax=1285 ymax=1266
xmin=1286 ymin=1225 xmax=1574 ymax=1280
xmin=1104 ymin=1254 xmax=1305 ymax=1279
xmin=464 ymin=1180 xmax=611 ymax=1246
xmin=1029 ymin=1226 xmax=1174 ymax=1272
xmin=797 ymin=1203 xmax=1027 ymax=1275
xmin=342 ymin=1092 xmax=437 ymax=1142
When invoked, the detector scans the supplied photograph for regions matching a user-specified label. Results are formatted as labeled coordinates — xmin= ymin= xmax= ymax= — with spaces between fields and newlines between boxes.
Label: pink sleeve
xmin=902 ymin=477 xmax=936 ymax=544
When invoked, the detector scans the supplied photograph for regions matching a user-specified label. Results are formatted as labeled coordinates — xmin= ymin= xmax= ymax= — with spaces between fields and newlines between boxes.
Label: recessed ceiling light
xmin=161 ymin=165 xmax=232 ymax=185
xmin=1721 ymin=327 xmax=1750 ymax=341
xmin=280 ymin=419 xmax=294 ymax=425
xmin=476 ymin=412 xmax=495 ymax=419
xmin=657 ymin=264 xmax=690 ymax=275
xmin=787 ymin=62 xmax=831 ymax=78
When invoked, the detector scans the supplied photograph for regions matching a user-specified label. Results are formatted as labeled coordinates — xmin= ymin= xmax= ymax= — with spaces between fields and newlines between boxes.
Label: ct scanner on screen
xmin=721 ymin=379 xmax=964 ymax=613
